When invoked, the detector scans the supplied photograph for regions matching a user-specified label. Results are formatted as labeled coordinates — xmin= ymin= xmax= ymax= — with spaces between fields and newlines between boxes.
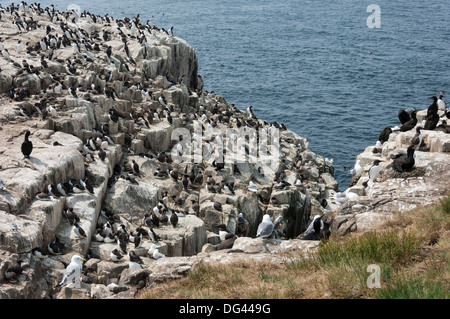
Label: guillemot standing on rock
xmin=437 ymin=94 xmax=447 ymax=111
xmin=110 ymin=249 xmax=123 ymax=262
xmin=73 ymin=222 xmax=87 ymax=238
xmin=368 ymin=159 xmax=382 ymax=185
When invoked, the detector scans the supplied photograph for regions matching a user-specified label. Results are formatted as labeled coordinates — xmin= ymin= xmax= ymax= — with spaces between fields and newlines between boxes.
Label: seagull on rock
xmin=57 ymin=255 xmax=85 ymax=287
xmin=346 ymin=159 xmax=363 ymax=182
xmin=248 ymin=181 xmax=258 ymax=192
xmin=256 ymin=214 xmax=274 ymax=238
xmin=333 ymin=188 xmax=359 ymax=205
xmin=152 ymin=248 xmax=165 ymax=259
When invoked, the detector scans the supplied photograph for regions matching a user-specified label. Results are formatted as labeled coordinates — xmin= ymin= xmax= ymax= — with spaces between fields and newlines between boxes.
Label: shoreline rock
xmin=330 ymin=109 xmax=450 ymax=235
xmin=0 ymin=3 xmax=336 ymax=299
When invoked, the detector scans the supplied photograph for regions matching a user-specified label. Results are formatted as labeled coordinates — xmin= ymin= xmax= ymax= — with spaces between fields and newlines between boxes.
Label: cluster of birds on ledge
xmin=0 ymin=2 xmax=338 ymax=287
xmin=338 ymin=93 xmax=449 ymax=204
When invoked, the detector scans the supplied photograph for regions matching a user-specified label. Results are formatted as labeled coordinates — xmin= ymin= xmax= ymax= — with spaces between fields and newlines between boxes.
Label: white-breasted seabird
xmin=347 ymin=159 xmax=363 ymax=182
xmin=152 ymin=248 xmax=165 ymax=259
xmin=48 ymin=237 xmax=64 ymax=255
xmin=16 ymin=40 xmax=23 ymax=53
xmin=248 ymin=181 xmax=258 ymax=192
xmin=110 ymin=248 xmax=123 ymax=262
xmin=73 ymin=222 xmax=87 ymax=238
xmin=256 ymin=214 xmax=274 ymax=238
xmin=368 ymin=159 xmax=382 ymax=185
xmin=57 ymin=255 xmax=85 ymax=287
xmin=437 ymin=95 xmax=447 ymax=111
xmin=94 ymin=229 xmax=105 ymax=242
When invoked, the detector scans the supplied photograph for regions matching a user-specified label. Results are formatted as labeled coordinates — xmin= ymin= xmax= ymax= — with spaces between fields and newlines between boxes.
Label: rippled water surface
xmin=4 ymin=0 xmax=449 ymax=189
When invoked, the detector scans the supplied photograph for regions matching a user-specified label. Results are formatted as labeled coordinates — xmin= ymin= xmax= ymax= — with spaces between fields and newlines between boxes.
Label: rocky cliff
xmin=329 ymin=109 xmax=450 ymax=235
xmin=0 ymin=3 xmax=336 ymax=298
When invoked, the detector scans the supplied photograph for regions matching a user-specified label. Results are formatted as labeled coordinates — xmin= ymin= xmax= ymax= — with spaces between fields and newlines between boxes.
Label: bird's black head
xmin=429 ymin=96 xmax=438 ymax=101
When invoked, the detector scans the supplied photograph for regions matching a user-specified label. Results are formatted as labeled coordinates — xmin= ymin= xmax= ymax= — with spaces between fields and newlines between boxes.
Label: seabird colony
xmin=335 ymin=93 xmax=449 ymax=204
xmin=0 ymin=1 xmax=335 ymax=291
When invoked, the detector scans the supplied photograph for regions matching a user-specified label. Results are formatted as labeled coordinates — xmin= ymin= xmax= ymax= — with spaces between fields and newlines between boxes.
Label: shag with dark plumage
xmin=410 ymin=126 xmax=424 ymax=148
xmin=391 ymin=145 xmax=416 ymax=172
xmin=427 ymin=96 xmax=438 ymax=118
xmin=21 ymin=130 xmax=33 ymax=158
xmin=424 ymin=112 xmax=439 ymax=131
xmin=399 ymin=111 xmax=417 ymax=132
xmin=398 ymin=109 xmax=411 ymax=125
xmin=378 ymin=127 xmax=392 ymax=144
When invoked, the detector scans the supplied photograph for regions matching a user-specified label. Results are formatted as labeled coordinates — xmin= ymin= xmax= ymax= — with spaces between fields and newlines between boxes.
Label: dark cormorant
xmin=398 ymin=110 xmax=411 ymax=125
xmin=378 ymin=127 xmax=392 ymax=144
xmin=132 ymin=160 xmax=140 ymax=175
xmin=427 ymin=96 xmax=438 ymax=118
xmin=170 ymin=211 xmax=178 ymax=228
xmin=399 ymin=111 xmax=417 ymax=132
xmin=21 ymin=130 xmax=33 ymax=158
xmin=391 ymin=145 xmax=416 ymax=172
xmin=435 ymin=120 xmax=450 ymax=133
xmin=410 ymin=126 xmax=424 ymax=148
xmin=424 ymin=112 xmax=439 ymax=130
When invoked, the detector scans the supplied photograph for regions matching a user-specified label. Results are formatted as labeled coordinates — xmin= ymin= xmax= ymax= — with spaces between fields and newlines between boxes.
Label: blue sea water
xmin=4 ymin=0 xmax=450 ymax=190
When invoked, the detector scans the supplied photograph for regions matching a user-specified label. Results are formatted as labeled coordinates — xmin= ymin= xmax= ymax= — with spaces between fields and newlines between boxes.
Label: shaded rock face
xmin=0 ymin=3 xmax=337 ymax=299
xmin=330 ymin=109 xmax=450 ymax=235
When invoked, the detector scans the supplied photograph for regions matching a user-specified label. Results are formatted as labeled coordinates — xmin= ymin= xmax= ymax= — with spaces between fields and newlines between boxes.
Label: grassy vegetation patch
xmin=139 ymin=196 xmax=450 ymax=299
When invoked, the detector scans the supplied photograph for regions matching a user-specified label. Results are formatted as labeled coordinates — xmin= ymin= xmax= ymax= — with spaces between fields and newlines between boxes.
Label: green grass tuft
xmin=309 ymin=230 xmax=422 ymax=269
xmin=375 ymin=277 xmax=449 ymax=299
